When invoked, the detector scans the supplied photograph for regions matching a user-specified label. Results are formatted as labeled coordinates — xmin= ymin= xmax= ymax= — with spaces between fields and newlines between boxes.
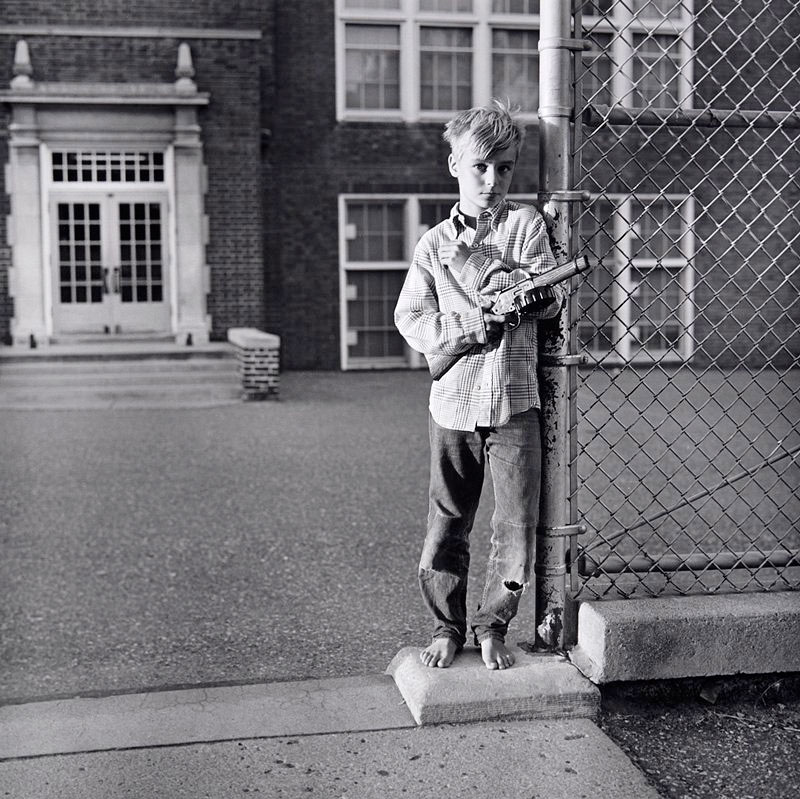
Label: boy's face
xmin=448 ymin=142 xmax=518 ymax=218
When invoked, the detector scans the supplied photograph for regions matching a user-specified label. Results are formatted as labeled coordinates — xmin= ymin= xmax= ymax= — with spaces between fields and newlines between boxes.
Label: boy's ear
xmin=447 ymin=152 xmax=459 ymax=178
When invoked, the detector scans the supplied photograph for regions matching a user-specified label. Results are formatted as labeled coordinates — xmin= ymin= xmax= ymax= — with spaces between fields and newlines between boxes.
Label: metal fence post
xmin=534 ymin=0 xmax=578 ymax=650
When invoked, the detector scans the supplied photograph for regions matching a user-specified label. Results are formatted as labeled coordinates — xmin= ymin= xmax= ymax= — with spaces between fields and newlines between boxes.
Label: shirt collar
xmin=448 ymin=199 xmax=509 ymax=235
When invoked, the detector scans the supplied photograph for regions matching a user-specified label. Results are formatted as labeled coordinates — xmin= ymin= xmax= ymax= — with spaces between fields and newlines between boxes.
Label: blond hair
xmin=443 ymin=99 xmax=525 ymax=160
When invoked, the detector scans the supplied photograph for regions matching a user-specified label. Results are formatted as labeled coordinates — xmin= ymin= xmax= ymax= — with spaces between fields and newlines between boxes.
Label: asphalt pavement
xmin=1 ymin=367 xmax=798 ymax=797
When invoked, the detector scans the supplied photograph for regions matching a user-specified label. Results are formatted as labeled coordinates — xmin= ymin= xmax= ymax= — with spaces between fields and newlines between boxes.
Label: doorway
xmin=50 ymin=192 xmax=171 ymax=337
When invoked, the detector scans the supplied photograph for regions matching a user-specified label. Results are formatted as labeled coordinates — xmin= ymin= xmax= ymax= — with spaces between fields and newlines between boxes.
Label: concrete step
xmin=388 ymin=646 xmax=599 ymax=725
xmin=0 ymin=344 xmax=243 ymax=408
xmin=0 ymin=359 xmax=239 ymax=382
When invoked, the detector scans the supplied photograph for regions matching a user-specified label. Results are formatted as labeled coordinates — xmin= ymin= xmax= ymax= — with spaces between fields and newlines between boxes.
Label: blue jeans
xmin=419 ymin=407 xmax=542 ymax=647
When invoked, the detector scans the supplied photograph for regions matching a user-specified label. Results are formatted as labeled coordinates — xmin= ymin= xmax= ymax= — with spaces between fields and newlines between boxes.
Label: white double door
xmin=50 ymin=191 xmax=171 ymax=336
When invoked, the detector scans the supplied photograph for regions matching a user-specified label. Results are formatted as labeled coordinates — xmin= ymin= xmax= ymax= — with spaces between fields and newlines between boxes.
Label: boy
xmin=394 ymin=100 xmax=562 ymax=671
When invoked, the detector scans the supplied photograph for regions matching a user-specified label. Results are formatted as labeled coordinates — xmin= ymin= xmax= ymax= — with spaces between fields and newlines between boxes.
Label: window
xmin=582 ymin=1 xmax=693 ymax=111
xmin=577 ymin=194 xmax=695 ymax=363
xmin=341 ymin=194 xmax=467 ymax=369
xmin=632 ymin=34 xmax=683 ymax=107
xmin=492 ymin=29 xmax=539 ymax=113
xmin=338 ymin=0 xmax=693 ymax=120
xmin=342 ymin=197 xmax=414 ymax=368
xmin=345 ymin=25 xmax=401 ymax=110
xmin=420 ymin=27 xmax=472 ymax=110
xmin=51 ymin=150 xmax=165 ymax=183
xmin=337 ymin=0 xmax=544 ymax=121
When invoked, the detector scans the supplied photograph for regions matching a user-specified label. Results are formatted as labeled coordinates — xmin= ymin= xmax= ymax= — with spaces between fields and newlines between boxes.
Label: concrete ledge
xmin=227 ymin=327 xmax=280 ymax=400
xmin=570 ymin=591 xmax=800 ymax=684
xmin=387 ymin=646 xmax=599 ymax=726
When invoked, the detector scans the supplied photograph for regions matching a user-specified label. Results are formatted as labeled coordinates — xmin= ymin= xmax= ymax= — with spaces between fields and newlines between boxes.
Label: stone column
xmin=7 ymin=102 xmax=47 ymax=345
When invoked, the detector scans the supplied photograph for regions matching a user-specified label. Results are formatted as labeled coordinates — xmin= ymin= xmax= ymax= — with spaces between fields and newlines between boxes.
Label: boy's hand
xmin=438 ymin=239 xmax=471 ymax=272
xmin=480 ymin=297 xmax=505 ymax=343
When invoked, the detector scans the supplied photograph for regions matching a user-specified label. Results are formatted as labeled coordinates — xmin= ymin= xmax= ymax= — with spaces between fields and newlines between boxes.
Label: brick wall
xmin=1 ymin=0 xmax=264 ymax=28
xmin=0 ymin=0 xmax=272 ymax=343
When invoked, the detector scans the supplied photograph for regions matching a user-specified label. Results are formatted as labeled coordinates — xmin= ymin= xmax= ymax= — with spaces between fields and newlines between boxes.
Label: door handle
xmin=112 ymin=267 xmax=120 ymax=294
xmin=103 ymin=268 xmax=110 ymax=294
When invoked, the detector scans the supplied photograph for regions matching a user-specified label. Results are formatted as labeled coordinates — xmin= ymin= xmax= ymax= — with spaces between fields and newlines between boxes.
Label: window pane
xmin=631 ymin=0 xmax=684 ymax=20
xmin=577 ymin=199 xmax=617 ymax=353
xmin=492 ymin=0 xmax=540 ymax=12
xmin=347 ymin=270 xmax=407 ymax=359
xmin=582 ymin=32 xmax=613 ymax=106
xmin=346 ymin=201 xmax=406 ymax=262
xmin=420 ymin=0 xmax=473 ymax=11
xmin=631 ymin=267 xmax=683 ymax=350
xmin=345 ymin=25 xmax=401 ymax=110
xmin=345 ymin=0 xmax=401 ymax=7
xmin=630 ymin=199 xmax=685 ymax=260
xmin=492 ymin=29 xmax=538 ymax=112
xmin=420 ymin=27 xmax=472 ymax=110
xmin=632 ymin=34 xmax=681 ymax=107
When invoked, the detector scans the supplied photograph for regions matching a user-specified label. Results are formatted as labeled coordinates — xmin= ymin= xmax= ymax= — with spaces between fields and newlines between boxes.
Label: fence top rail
xmin=583 ymin=104 xmax=800 ymax=130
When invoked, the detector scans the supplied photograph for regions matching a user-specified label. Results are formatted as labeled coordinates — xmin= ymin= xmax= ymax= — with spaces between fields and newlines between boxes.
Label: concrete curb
xmin=0 ymin=676 xmax=414 ymax=759
xmin=387 ymin=646 xmax=600 ymax=725
xmin=570 ymin=592 xmax=800 ymax=683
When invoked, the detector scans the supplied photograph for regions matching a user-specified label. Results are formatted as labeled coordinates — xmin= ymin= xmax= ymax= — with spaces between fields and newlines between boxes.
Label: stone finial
xmin=11 ymin=40 xmax=34 ymax=89
xmin=174 ymin=42 xmax=197 ymax=95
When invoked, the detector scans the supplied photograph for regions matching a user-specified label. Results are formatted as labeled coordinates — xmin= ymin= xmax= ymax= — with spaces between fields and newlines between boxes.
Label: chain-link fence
xmin=567 ymin=0 xmax=800 ymax=599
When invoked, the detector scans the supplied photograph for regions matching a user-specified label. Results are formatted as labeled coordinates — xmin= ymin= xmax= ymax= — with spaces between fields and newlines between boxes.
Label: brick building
xmin=1 ymin=1 xmax=797 ymax=369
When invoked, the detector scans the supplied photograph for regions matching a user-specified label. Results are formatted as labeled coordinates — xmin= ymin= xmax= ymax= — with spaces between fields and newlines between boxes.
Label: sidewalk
xmin=0 ymin=669 xmax=660 ymax=799
xmin=1 ymin=364 xmax=797 ymax=797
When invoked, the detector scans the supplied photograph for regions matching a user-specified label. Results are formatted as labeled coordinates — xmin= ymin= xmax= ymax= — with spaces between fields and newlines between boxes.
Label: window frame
xmin=581 ymin=0 xmax=694 ymax=111
xmin=338 ymin=0 xmax=695 ymax=121
xmin=577 ymin=192 xmax=696 ymax=365
xmin=336 ymin=0 xmax=545 ymax=123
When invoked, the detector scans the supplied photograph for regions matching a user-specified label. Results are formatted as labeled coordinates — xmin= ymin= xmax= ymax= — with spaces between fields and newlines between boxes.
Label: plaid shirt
xmin=395 ymin=199 xmax=561 ymax=432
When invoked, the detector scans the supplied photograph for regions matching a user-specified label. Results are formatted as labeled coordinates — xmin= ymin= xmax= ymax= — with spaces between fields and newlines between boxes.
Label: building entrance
xmin=50 ymin=193 xmax=170 ymax=337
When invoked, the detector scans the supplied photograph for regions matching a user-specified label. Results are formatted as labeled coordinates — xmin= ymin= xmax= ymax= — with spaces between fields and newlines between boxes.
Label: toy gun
xmin=427 ymin=254 xmax=592 ymax=380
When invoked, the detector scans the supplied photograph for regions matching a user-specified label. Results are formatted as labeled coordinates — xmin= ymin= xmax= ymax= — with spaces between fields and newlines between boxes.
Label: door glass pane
xmin=118 ymin=202 xmax=164 ymax=303
xmin=56 ymin=202 xmax=104 ymax=304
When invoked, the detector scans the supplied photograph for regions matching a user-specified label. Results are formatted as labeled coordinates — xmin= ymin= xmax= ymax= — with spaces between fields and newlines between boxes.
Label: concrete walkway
xmin=0 ymin=670 xmax=661 ymax=799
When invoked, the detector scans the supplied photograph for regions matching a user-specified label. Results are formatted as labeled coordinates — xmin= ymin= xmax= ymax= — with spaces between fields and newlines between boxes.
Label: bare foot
xmin=420 ymin=638 xmax=460 ymax=668
xmin=480 ymin=638 xmax=515 ymax=670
